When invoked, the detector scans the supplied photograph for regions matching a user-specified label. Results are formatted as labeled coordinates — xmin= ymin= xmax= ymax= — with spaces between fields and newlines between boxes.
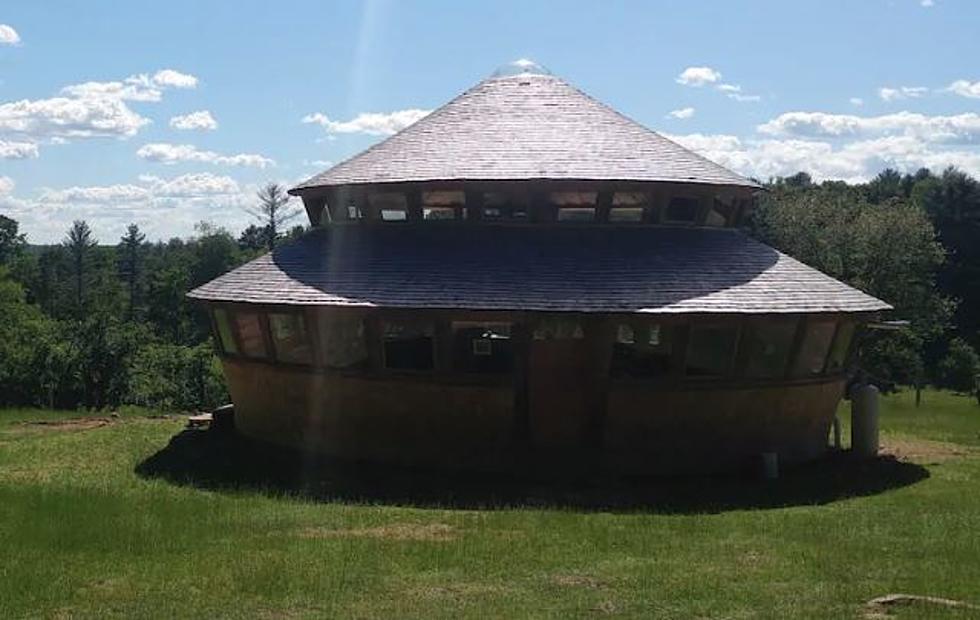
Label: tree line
xmin=0 ymin=172 xmax=978 ymax=412
xmin=0 ymin=183 xmax=300 ymax=410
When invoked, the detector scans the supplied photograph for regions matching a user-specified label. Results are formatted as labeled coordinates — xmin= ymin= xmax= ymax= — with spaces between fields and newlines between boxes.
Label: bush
xmin=937 ymin=338 xmax=980 ymax=396
xmin=126 ymin=343 xmax=228 ymax=411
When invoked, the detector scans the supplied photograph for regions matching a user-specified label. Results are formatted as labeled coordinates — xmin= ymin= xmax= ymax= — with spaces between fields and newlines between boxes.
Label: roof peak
xmin=488 ymin=59 xmax=555 ymax=80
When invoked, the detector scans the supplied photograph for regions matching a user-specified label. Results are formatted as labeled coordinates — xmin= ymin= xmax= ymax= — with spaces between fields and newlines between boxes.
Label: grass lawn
xmin=1 ymin=391 xmax=979 ymax=619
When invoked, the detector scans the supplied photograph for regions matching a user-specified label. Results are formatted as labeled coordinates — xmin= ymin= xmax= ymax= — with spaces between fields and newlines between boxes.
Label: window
xmin=826 ymin=322 xmax=855 ymax=373
xmin=533 ymin=319 xmax=584 ymax=340
xmin=421 ymin=190 xmax=463 ymax=220
xmin=611 ymin=323 xmax=673 ymax=378
xmin=382 ymin=320 xmax=435 ymax=370
xmin=315 ymin=313 xmax=368 ymax=369
xmin=742 ymin=320 xmax=797 ymax=378
xmin=793 ymin=321 xmax=837 ymax=376
xmin=269 ymin=312 xmax=313 ymax=365
xmin=557 ymin=207 xmax=596 ymax=222
xmin=423 ymin=207 xmax=457 ymax=220
xmin=380 ymin=209 xmax=407 ymax=221
xmin=213 ymin=308 xmax=237 ymax=354
xmin=664 ymin=197 xmax=700 ymax=224
xmin=345 ymin=202 xmax=364 ymax=220
xmin=609 ymin=207 xmax=644 ymax=222
xmin=369 ymin=192 xmax=407 ymax=221
xmin=484 ymin=192 xmax=528 ymax=220
xmin=704 ymin=199 xmax=729 ymax=227
xmin=686 ymin=325 xmax=738 ymax=377
xmin=233 ymin=312 xmax=268 ymax=359
xmin=452 ymin=322 xmax=513 ymax=373
xmin=550 ymin=191 xmax=597 ymax=206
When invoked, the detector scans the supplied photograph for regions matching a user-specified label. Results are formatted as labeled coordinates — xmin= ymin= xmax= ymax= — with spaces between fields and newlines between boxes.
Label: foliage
xmin=127 ymin=343 xmax=228 ymax=410
xmin=246 ymin=182 xmax=300 ymax=250
xmin=752 ymin=177 xmax=952 ymax=388
xmin=937 ymin=337 xmax=980 ymax=396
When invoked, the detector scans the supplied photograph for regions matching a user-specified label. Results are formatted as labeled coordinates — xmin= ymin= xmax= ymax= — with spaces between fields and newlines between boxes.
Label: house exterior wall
xmin=219 ymin=355 xmax=847 ymax=475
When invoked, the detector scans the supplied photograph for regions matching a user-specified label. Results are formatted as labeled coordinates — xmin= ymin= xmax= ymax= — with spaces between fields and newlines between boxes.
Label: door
xmin=527 ymin=320 xmax=593 ymax=450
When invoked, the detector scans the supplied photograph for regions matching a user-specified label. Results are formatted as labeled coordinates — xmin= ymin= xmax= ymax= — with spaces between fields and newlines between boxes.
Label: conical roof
xmin=291 ymin=64 xmax=759 ymax=193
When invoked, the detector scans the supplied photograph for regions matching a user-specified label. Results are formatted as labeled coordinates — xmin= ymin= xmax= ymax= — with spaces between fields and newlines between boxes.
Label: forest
xmin=0 ymin=169 xmax=978 ymax=411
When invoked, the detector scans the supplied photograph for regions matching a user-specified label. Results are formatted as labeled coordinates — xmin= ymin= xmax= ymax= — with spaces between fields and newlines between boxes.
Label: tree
xmin=751 ymin=178 xmax=951 ymax=390
xmin=63 ymin=220 xmax=97 ymax=314
xmin=245 ymin=183 xmax=299 ymax=251
xmin=0 ymin=214 xmax=26 ymax=265
xmin=117 ymin=223 xmax=147 ymax=321
xmin=937 ymin=338 xmax=980 ymax=403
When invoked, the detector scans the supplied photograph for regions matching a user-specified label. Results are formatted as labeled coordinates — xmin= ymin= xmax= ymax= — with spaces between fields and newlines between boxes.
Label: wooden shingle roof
xmin=291 ymin=70 xmax=759 ymax=192
xmin=188 ymin=227 xmax=890 ymax=314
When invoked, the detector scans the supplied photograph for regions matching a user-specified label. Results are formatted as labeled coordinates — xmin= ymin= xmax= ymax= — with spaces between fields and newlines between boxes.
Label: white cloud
xmin=758 ymin=110 xmax=980 ymax=143
xmin=667 ymin=132 xmax=980 ymax=183
xmin=667 ymin=107 xmax=695 ymax=120
xmin=40 ymin=184 xmax=150 ymax=204
xmin=303 ymin=159 xmax=333 ymax=167
xmin=0 ymin=68 xmax=200 ymax=157
xmin=302 ymin=109 xmax=431 ymax=136
xmin=39 ymin=173 xmax=239 ymax=205
xmin=727 ymin=92 xmax=762 ymax=103
xmin=170 ymin=110 xmax=218 ymax=131
xmin=139 ymin=172 xmax=240 ymax=197
xmin=1 ymin=170 xmax=290 ymax=243
xmin=0 ymin=24 xmax=20 ymax=45
xmin=0 ymin=139 xmax=39 ymax=159
xmin=948 ymin=80 xmax=980 ymax=99
xmin=150 ymin=69 xmax=198 ymax=89
xmin=136 ymin=143 xmax=274 ymax=168
xmin=0 ymin=96 xmax=150 ymax=140
xmin=676 ymin=66 xmax=722 ymax=87
xmin=850 ymin=97 xmax=864 ymax=107
xmin=921 ymin=0 xmax=935 ymax=6
xmin=878 ymin=86 xmax=928 ymax=102
xmin=0 ymin=176 xmax=13 ymax=195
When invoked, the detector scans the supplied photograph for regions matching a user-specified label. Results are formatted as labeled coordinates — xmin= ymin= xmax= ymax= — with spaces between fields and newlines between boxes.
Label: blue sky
xmin=1 ymin=0 xmax=978 ymax=243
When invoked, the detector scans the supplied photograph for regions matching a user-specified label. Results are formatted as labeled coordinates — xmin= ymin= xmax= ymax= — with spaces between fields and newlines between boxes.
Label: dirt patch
xmin=863 ymin=593 xmax=980 ymax=618
xmin=411 ymin=582 xmax=505 ymax=600
xmin=299 ymin=522 xmax=458 ymax=542
xmin=879 ymin=438 xmax=972 ymax=464
xmin=20 ymin=417 xmax=115 ymax=432
xmin=591 ymin=600 xmax=619 ymax=615
xmin=551 ymin=573 xmax=609 ymax=590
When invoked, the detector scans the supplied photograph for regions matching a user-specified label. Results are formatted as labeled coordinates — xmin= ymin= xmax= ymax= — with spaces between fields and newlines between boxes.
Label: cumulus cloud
xmin=676 ymin=66 xmax=721 ymax=87
xmin=136 ymin=143 xmax=274 ymax=168
xmin=850 ymin=97 xmax=865 ymax=107
xmin=667 ymin=107 xmax=695 ymax=120
xmin=2 ymin=172 xmax=253 ymax=243
xmin=667 ymin=132 xmax=980 ymax=183
xmin=0 ymin=95 xmax=150 ymax=141
xmin=0 ymin=139 xmax=39 ymax=159
xmin=170 ymin=110 xmax=218 ymax=131
xmin=0 ymin=24 xmax=20 ymax=45
xmin=948 ymin=80 xmax=980 ymax=99
xmin=878 ymin=86 xmax=928 ymax=102
xmin=0 ymin=176 xmax=13 ymax=195
xmin=150 ymin=69 xmax=198 ymax=89
xmin=302 ymin=109 xmax=431 ymax=136
xmin=758 ymin=110 xmax=980 ymax=143
xmin=0 ymin=68 xmax=200 ymax=158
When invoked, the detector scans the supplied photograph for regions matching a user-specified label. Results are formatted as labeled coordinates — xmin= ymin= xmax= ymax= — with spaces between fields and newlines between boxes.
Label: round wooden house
xmin=189 ymin=62 xmax=890 ymax=474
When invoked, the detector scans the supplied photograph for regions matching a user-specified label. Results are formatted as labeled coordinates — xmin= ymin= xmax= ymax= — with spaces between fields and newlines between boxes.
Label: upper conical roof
xmin=291 ymin=65 xmax=759 ymax=193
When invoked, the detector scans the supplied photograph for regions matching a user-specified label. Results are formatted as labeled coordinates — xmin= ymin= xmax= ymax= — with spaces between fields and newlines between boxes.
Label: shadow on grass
xmin=135 ymin=428 xmax=929 ymax=514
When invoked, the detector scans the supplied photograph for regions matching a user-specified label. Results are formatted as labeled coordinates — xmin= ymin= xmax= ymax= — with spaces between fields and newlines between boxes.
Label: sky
xmin=1 ymin=0 xmax=978 ymax=243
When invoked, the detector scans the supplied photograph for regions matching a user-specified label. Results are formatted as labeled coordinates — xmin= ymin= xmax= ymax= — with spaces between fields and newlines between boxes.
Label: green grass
xmin=2 ymin=391 xmax=979 ymax=619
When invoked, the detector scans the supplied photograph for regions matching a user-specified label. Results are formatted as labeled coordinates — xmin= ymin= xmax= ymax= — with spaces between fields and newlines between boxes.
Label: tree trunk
xmin=915 ymin=385 xmax=922 ymax=408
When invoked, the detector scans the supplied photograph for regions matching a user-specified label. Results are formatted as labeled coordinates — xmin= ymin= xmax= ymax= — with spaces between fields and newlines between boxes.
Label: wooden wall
xmin=220 ymin=356 xmax=846 ymax=475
